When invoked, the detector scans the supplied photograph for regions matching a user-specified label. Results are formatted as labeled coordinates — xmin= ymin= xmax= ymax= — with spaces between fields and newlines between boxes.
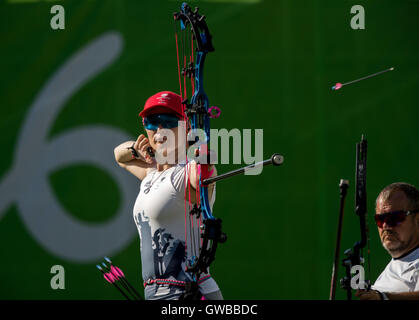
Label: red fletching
xmin=104 ymin=273 xmax=116 ymax=284
xmin=111 ymin=265 xmax=125 ymax=279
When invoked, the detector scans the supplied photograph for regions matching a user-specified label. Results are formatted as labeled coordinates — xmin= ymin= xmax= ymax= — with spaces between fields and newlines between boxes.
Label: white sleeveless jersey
xmin=133 ymin=163 xmax=219 ymax=297
xmin=372 ymin=246 xmax=419 ymax=293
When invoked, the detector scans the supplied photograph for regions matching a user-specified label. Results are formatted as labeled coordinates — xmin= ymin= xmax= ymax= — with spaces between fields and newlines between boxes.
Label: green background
xmin=1 ymin=0 xmax=418 ymax=299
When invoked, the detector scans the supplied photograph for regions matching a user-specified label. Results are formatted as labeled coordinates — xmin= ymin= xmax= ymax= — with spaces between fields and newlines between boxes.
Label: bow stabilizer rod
xmin=202 ymin=153 xmax=284 ymax=185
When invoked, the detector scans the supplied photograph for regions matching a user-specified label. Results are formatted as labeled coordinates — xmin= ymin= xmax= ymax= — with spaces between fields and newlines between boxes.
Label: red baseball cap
xmin=139 ymin=91 xmax=184 ymax=119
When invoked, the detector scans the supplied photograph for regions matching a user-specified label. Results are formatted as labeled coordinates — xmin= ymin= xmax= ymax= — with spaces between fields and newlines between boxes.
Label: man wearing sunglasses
xmin=356 ymin=182 xmax=419 ymax=300
xmin=113 ymin=91 xmax=222 ymax=300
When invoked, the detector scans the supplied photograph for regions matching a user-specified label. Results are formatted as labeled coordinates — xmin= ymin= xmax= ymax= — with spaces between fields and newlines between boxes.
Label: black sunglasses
xmin=374 ymin=210 xmax=419 ymax=228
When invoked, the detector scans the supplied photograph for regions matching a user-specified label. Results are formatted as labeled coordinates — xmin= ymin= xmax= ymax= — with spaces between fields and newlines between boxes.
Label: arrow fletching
xmin=104 ymin=273 xmax=116 ymax=284
xmin=112 ymin=265 xmax=125 ymax=278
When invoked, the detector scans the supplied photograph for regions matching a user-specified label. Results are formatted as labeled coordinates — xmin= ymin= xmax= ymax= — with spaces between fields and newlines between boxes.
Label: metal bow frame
xmin=174 ymin=3 xmax=226 ymax=296
xmin=330 ymin=135 xmax=371 ymax=300
xmin=174 ymin=2 xmax=284 ymax=300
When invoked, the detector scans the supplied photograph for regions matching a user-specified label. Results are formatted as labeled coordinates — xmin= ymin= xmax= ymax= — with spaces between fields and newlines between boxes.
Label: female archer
xmin=113 ymin=91 xmax=223 ymax=300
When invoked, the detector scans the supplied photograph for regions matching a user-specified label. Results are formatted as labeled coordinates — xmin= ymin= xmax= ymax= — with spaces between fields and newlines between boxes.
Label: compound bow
xmin=173 ymin=3 xmax=284 ymax=300
xmin=174 ymin=3 xmax=226 ymax=299
xmin=339 ymin=135 xmax=371 ymax=300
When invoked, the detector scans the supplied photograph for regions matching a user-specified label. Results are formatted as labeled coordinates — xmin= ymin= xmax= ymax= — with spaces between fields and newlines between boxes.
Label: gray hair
xmin=376 ymin=182 xmax=419 ymax=210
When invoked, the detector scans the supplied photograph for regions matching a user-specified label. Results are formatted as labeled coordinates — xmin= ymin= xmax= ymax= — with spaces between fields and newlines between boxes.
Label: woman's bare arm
xmin=114 ymin=136 xmax=155 ymax=180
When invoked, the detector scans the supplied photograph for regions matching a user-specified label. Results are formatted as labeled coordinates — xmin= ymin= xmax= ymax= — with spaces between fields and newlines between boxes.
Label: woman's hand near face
xmin=113 ymin=136 xmax=155 ymax=181
xmin=133 ymin=134 xmax=154 ymax=164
